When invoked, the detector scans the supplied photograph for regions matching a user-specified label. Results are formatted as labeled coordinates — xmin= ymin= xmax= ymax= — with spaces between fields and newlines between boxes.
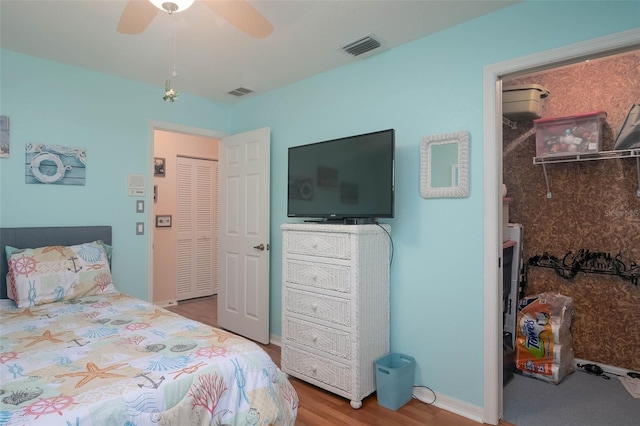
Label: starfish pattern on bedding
xmin=111 ymin=293 xmax=131 ymax=301
xmin=56 ymin=362 xmax=128 ymax=388
xmin=147 ymin=309 xmax=172 ymax=320
xmin=41 ymin=245 xmax=67 ymax=257
xmin=24 ymin=329 xmax=66 ymax=347
xmin=5 ymin=308 xmax=37 ymax=318
xmin=203 ymin=328 xmax=233 ymax=343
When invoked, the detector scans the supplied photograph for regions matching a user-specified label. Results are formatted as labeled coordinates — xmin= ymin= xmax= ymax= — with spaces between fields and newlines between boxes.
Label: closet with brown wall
xmin=503 ymin=50 xmax=640 ymax=371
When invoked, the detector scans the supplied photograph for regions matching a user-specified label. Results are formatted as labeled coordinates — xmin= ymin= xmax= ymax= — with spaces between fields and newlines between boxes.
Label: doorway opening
xmin=482 ymin=29 xmax=640 ymax=425
xmin=147 ymin=122 xmax=225 ymax=306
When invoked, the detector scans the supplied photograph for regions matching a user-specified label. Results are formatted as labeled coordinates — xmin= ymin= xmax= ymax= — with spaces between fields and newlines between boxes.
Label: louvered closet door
xmin=176 ymin=156 xmax=218 ymax=301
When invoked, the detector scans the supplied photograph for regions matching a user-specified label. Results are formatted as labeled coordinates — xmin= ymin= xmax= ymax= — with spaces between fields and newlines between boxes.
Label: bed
xmin=0 ymin=226 xmax=298 ymax=425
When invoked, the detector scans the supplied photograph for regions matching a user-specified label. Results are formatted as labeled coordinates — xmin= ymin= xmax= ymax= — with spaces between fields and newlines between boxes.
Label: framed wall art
xmin=25 ymin=144 xmax=86 ymax=185
xmin=154 ymin=157 xmax=166 ymax=177
xmin=0 ymin=116 xmax=9 ymax=158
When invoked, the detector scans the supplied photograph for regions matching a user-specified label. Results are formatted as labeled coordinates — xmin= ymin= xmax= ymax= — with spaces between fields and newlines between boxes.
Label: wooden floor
xmin=166 ymin=296 xmax=514 ymax=426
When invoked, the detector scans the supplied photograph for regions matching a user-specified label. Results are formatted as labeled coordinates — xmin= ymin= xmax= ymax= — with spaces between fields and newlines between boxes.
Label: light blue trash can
xmin=375 ymin=352 xmax=415 ymax=410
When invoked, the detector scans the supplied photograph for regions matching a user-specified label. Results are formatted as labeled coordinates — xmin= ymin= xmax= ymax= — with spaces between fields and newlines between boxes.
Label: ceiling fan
xmin=117 ymin=0 xmax=273 ymax=38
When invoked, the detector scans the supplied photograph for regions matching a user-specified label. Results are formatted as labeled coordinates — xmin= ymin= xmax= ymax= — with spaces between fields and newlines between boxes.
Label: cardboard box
xmin=534 ymin=111 xmax=607 ymax=158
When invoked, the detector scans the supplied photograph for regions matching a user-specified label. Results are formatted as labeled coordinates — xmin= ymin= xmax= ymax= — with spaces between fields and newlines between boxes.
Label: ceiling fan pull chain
xmin=172 ymin=19 xmax=178 ymax=78
xmin=162 ymin=15 xmax=179 ymax=102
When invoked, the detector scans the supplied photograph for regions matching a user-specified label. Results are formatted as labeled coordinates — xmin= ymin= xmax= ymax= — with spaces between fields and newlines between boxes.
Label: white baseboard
xmin=413 ymin=386 xmax=483 ymax=424
xmin=155 ymin=299 xmax=178 ymax=308
xmin=269 ymin=334 xmax=282 ymax=347
xmin=574 ymin=358 xmax=639 ymax=377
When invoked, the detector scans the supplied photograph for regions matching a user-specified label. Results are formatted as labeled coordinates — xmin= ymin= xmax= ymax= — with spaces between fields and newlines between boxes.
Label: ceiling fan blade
xmin=117 ymin=0 xmax=160 ymax=35
xmin=204 ymin=0 xmax=273 ymax=38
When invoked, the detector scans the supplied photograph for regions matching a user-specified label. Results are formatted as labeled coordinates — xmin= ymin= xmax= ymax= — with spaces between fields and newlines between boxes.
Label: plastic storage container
xmin=375 ymin=353 xmax=415 ymax=410
xmin=502 ymin=84 xmax=549 ymax=119
xmin=534 ymin=111 xmax=607 ymax=158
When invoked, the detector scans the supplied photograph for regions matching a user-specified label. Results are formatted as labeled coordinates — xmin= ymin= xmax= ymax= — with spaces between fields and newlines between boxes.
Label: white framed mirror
xmin=420 ymin=130 xmax=470 ymax=198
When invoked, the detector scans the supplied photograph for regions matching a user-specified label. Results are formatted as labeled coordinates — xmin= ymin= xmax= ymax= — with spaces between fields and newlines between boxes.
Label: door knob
xmin=253 ymin=243 xmax=265 ymax=251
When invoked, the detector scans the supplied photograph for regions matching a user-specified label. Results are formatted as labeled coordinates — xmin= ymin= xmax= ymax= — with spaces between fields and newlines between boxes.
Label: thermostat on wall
xmin=128 ymin=173 xmax=146 ymax=197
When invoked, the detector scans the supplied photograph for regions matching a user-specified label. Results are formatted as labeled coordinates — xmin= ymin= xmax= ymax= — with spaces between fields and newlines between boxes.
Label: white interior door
xmin=176 ymin=156 xmax=218 ymax=301
xmin=217 ymin=128 xmax=270 ymax=344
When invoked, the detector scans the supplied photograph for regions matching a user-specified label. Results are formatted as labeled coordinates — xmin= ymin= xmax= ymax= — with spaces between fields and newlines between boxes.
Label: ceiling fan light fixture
xmin=149 ymin=0 xmax=195 ymax=14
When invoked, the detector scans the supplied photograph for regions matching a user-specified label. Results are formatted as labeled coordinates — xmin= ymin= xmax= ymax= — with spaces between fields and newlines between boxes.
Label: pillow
xmin=5 ymin=245 xmax=20 ymax=260
xmin=4 ymin=246 xmax=20 ymax=301
xmin=6 ymin=243 xmax=112 ymax=264
xmin=7 ymin=241 xmax=117 ymax=308
xmin=96 ymin=240 xmax=113 ymax=267
xmin=5 ymin=273 xmax=15 ymax=301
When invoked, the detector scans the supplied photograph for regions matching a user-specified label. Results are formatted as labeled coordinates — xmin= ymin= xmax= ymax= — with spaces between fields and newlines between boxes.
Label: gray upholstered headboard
xmin=0 ymin=226 xmax=112 ymax=299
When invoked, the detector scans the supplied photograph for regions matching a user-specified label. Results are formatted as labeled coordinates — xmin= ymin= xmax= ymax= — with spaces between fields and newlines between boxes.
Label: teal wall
xmin=230 ymin=0 xmax=639 ymax=408
xmin=1 ymin=0 xmax=637 ymax=412
xmin=0 ymin=50 xmax=231 ymax=300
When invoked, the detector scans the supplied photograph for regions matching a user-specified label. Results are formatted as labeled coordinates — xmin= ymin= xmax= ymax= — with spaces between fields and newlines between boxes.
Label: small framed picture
xmin=154 ymin=157 xmax=166 ymax=177
xmin=156 ymin=214 xmax=172 ymax=227
xmin=0 ymin=115 xmax=10 ymax=159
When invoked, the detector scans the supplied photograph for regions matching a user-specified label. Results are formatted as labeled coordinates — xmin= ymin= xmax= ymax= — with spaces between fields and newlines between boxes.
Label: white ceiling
xmin=1 ymin=0 xmax=518 ymax=104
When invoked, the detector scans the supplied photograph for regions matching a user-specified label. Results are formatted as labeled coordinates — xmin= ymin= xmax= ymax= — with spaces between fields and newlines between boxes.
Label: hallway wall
xmin=153 ymin=130 xmax=219 ymax=304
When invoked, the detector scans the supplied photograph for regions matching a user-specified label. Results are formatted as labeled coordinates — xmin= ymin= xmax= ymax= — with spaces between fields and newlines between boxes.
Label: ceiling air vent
xmin=341 ymin=35 xmax=381 ymax=57
xmin=227 ymin=87 xmax=254 ymax=97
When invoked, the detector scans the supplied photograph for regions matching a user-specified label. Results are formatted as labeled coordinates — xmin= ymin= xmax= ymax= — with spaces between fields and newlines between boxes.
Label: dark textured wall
xmin=503 ymin=51 xmax=640 ymax=370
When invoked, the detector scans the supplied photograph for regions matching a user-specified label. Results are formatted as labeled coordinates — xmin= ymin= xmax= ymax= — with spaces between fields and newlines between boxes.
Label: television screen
xmin=287 ymin=129 xmax=394 ymax=221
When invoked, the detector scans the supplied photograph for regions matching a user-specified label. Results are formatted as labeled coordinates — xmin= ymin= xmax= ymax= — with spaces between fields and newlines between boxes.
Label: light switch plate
xmin=136 ymin=200 xmax=144 ymax=213
xmin=136 ymin=222 xmax=144 ymax=235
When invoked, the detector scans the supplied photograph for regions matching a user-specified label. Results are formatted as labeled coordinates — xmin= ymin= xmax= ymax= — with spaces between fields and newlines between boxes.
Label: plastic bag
xmin=613 ymin=104 xmax=640 ymax=150
xmin=515 ymin=292 xmax=575 ymax=384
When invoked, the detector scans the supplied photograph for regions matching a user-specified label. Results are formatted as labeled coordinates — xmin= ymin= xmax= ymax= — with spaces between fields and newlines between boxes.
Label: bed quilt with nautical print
xmin=0 ymin=293 xmax=298 ymax=425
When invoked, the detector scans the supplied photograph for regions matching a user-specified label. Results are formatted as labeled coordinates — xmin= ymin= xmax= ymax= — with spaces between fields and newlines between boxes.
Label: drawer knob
xmin=311 ymin=365 xmax=318 ymax=374
xmin=312 ymin=243 xmax=318 ymax=249
xmin=311 ymin=304 xmax=318 ymax=311
xmin=312 ymin=275 xmax=318 ymax=281
xmin=312 ymin=334 xmax=318 ymax=343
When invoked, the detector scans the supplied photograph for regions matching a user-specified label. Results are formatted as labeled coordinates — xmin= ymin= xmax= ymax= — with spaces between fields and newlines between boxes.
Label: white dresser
xmin=281 ymin=223 xmax=390 ymax=409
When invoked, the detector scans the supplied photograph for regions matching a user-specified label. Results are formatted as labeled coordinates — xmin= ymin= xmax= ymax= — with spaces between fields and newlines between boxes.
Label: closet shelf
xmin=502 ymin=116 xmax=518 ymax=130
xmin=533 ymin=148 xmax=640 ymax=164
xmin=532 ymin=148 xmax=640 ymax=198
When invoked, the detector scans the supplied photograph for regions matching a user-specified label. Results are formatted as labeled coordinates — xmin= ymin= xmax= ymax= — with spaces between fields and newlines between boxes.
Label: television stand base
xmin=302 ymin=218 xmax=379 ymax=225
xmin=343 ymin=218 xmax=378 ymax=225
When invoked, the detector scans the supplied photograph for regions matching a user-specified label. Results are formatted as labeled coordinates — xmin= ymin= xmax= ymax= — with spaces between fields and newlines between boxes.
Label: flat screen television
xmin=287 ymin=129 xmax=395 ymax=222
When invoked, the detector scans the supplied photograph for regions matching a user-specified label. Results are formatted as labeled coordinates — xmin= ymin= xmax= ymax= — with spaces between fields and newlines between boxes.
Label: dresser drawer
xmin=283 ymin=345 xmax=352 ymax=393
xmin=284 ymin=259 xmax=351 ymax=293
xmin=285 ymin=231 xmax=351 ymax=260
xmin=284 ymin=316 xmax=351 ymax=360
xmin=284 ymin=288 xmax=351 ymax=327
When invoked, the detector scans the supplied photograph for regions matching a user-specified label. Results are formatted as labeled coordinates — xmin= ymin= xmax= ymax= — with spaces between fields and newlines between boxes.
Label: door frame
xmin=147 ymin=120 xmax=226 ymax=303
xmin=482 ymin=28 xmax=640 ymax=424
